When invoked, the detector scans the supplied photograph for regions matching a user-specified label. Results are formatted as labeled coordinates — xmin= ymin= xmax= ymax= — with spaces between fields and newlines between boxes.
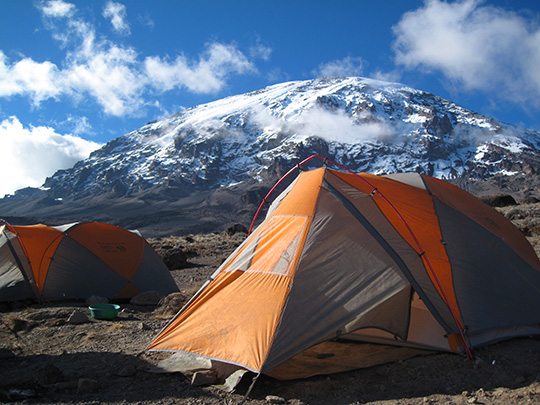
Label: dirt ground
xmin=1 ymin=204 xmax=540 ymax=404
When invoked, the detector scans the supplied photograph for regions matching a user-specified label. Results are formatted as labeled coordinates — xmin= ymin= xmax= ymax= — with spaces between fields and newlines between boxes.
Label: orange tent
xmin=0 ymin=222 xmax=177 ymax=301
xmin=149 ymin=167 xmax=540 ymax=380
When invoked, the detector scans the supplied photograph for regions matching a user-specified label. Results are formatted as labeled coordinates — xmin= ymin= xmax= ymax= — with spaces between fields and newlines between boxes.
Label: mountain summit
xmin=2 ymin=77 xmax=540 ymax=234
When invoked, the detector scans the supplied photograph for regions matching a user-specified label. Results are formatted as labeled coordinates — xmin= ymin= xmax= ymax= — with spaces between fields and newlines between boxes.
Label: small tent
xmin=0 ymin=221 xmax=178 ymax=301
xmin=149 ymin=167 xmax=540 ymax=380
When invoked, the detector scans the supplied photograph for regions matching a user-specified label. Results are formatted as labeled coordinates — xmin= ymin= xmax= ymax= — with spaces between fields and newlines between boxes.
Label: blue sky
xmin=1 ymin=0 xmax=540 ymax=196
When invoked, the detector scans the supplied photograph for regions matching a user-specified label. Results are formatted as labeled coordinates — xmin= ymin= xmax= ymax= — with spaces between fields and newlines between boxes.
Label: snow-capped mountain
xmin=2 ymin=77 xmax=540 ymax=234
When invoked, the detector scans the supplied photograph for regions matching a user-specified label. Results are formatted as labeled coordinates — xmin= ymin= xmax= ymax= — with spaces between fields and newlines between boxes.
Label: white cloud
xmin=0 ymin=51 xmax=61 ymax=105
xmin=103 ymin=1 xmax=130 ymax=35
xmin=314 ymin=56 xmax=364 ymax=78
xmin=251 ymin=105 xmax=393 ymax=144
xmin=40 ymin=0 xmax=75 ymax=18
xmin=0 ymin=6 xmax=260 ymax=117
xmin=296 ymin=107 xmax=393 ymax=143
xmin=137 ymin=14 xmax=155 ymax=30
xmin=65 ymin=44 xmax=143 ymax=116
xmin=0 ymin=117 xmax=101 ymax=197
xmin=64 ymin=115 xmax=93 ymax=136
xmin=393 ymin=0 xmax=540 ymax=105
xmin=371 ymin=69 xmax=401 ymax=83
xmin=249 ymin=42 xmax=272 ymax=61
xmin=144 ymin=43 xmax=255 ymax=94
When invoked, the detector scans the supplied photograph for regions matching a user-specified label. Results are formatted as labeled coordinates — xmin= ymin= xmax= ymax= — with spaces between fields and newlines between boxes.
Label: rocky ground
xmin=1 ymin=203 xmax=540 ymax=404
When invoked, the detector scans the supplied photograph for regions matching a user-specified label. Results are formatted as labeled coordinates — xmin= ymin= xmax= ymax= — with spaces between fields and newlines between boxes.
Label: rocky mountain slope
xmin=2 ymin=77 xmax=539 ymax=235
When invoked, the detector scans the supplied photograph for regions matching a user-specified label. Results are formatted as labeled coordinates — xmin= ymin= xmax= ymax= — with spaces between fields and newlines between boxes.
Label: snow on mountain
xmin=2 ymin=77 xmax=540 ymax=234
xmin=38 ymin=77 xmax=540 ymax=199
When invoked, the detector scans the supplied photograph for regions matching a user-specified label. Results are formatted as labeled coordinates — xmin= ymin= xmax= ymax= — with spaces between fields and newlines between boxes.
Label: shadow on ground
xmin=248 ymin=338 xmax=540 ymax=404
xmin=0 ymin=351 xmax=221 ymax=403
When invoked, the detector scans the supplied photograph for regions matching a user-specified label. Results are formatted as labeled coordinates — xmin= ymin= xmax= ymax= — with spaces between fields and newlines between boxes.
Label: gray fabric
xmin=324 ymin=172 xmax=456 ymax=333
xmin=263 ymin=187 xmax=411 ymax=372
xmin=132 ymin=244 xmax=178 ymax=295
xmin=0 ymin=238 xmax=34 ymax=302
xmin=434 ymin=198 xmax=540 ymax=333
xmin=52 ymin=223 xmax=79 ymax=232
xmin=343 ymin=285 xmax=412 ymax=335
xmin=384 ymin=173 xmax=426 ymax=190
xmin=468 ymin=325 xmax=540 ymax=348
xmin=42 ymin=237 xmax=127 ymax=300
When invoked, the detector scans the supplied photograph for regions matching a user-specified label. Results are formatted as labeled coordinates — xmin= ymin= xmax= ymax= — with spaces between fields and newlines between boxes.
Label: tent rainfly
xmin=149 ymin=165 xmax=540 ymax=380
xmin=0 ymin=221 xmax=177 ymax=301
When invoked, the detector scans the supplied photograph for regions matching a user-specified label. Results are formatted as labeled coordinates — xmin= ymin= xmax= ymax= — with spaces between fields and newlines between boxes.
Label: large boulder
xmin=130 ymin=290 xmax=163 ymax=306
xmin=481 ymin=194 xmax=517 ymax=207
xmin=153 ymin=292 xmax=187 ymax=319
xmin=154 ymin=247 xmax=189 ymax=270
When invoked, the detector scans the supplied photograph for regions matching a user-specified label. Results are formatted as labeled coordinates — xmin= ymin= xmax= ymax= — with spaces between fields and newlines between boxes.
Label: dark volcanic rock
xmin=226 ymin=223 xmax=248 ymax=235
xmin=481 ymin=194 xmax=518 ymax=207
xmin=158 ymin=247 xmax=189 ymax=270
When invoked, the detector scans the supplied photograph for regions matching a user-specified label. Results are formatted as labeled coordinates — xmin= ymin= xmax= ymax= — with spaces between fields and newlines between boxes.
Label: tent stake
xmin=242 ymin=372 xmax=260 ymax=402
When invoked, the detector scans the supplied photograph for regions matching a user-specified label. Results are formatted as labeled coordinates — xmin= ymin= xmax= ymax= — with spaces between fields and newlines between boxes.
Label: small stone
xmin=137 ymin=322 xmax=150 ymax=331
xmin=6 ymin=317 xmax=31 ymax=333
xmin=86 ymin=296 xmax=109 ymax=305
xmin=467 ymin=397 xmax=478 ymax=404
xmin=130 ymin=290 xmax=162 ymax=306
xmin=116 ymin=364 xmax=137 ymax=377
xmin=67 ymin=309 xmax=89 ymax=325
xmin=77 ymin=378 xmax=99 ymax=393
xmin=7 ymin=388 xmax=35 ymax=400
xmin=191 ymin=369 xmax=218 ymax=387
xmin=265 ymin=395 xmax=286 ymax=404
xmin=493 ymin=387 xmax=507 ymax=397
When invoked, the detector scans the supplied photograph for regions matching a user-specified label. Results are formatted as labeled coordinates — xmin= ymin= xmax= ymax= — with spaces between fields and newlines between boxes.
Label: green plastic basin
xmin=88 ymin=304 xmax=120 ymax=320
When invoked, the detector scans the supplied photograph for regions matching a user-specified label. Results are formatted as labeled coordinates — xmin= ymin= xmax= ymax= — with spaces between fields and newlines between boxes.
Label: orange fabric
xmin=250 ymin=216 xmax=307 ymax=274
xmin=423 ymin=176 xmax=540 ymax=272
xmin=150 ymin=214 xmax=312 ymax=371
xmin=149 ymin=270 xmax=291 ymax=371
xmin=273 ymin=168 xmax=324 ymax=217
xmin=67 ymin=222 xmax=144 ymax=279
xmin=216 ymin=168 xmax=323 ymax=275
xmin=331 ymin=170 xmax=465 ymax=330
xmin=7 ymin=225 xmax=64 ymax=292
xmin=116 ymin=282 xmax=140 ymax=299
xmin=149 ymin=171 xmax=321 ymax=371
